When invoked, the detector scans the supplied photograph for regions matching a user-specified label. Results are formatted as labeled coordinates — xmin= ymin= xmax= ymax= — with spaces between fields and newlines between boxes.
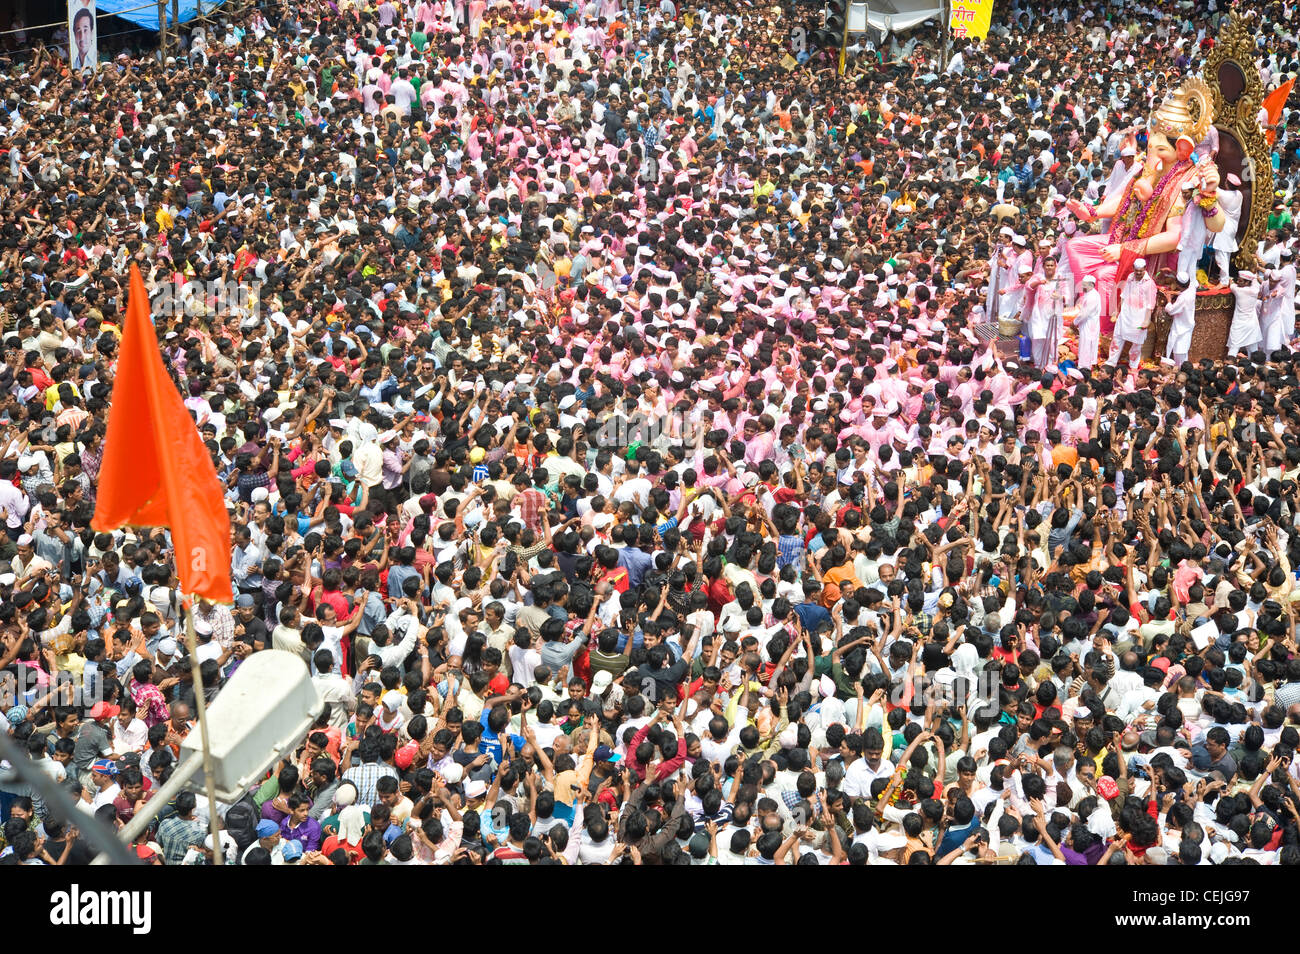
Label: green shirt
xmin=253 ymin=775 xmax=279 ymax=808
xmin=321 ymin=810 xmax=370 ymax=836
xmin=411 ymin=30 xmax=429 ymax=52
xmin=829 ymin=662 xmax=857 ymax=700
xmin=589 ymin=650 xmax=630 ymax=680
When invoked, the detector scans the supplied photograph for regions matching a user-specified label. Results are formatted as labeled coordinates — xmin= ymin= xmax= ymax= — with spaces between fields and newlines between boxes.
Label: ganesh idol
xmin=1065 ymin=78 xmax=1226 ymax=323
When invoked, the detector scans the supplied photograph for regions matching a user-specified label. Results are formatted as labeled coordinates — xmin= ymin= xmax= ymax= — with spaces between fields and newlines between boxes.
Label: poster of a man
xmin=70 ymin=1 xmax=97 ymax=71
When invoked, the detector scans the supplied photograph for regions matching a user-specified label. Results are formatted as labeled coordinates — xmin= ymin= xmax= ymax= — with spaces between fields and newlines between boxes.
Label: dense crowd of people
xmin=2 ymin=0 xmax=1300 ymax=866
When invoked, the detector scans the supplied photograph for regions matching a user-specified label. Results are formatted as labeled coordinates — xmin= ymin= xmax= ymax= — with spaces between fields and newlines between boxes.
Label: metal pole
xmin=183 ymin=601 xmax=224 ymax=862
xmin=93 ymin=753 xmax=204 ymax=859
xmin=0 ymin=730 xmax=136 ymax=865
xmin=838 ymin=7 xmax=850 ymax=76
xmin=940 ymin=0 xmax=950 ymax=72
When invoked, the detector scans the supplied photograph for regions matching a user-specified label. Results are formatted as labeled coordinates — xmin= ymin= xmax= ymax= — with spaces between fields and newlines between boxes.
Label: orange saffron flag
xmin=91 ymin=265 xmax=233 ymax=602
xmin=1263 ymin=79 xmax=1293 ymax=145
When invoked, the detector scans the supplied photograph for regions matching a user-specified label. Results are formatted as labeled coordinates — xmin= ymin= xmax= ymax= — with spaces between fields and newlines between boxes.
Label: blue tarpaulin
xmin=95 ymin=0 xmax=225 ymax=31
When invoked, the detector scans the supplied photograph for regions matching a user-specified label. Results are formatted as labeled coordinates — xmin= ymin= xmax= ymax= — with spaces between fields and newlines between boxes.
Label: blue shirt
xmin=935 ymin=820 xmax=978 ymax=859
xmin=477 ymin=709 xmax=526 ymax=765
xmin=387 ymin=565 xmax=420 ymax=599
xmin=793 ymin=602 xmax=831 ymax=634
xmin=777 ymin=534 xmax=805 ymax=569
xmin=617 ymin=547 xmax=654 ymax=587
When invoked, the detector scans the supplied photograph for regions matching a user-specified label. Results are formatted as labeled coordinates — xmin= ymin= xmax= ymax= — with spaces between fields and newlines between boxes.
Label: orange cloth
xmin=92 ymin=265 xmax=233 ymax=602
xmin=1263 ymin=80 xmax=1293 ymax=145
xmin=1051 ymin=444 xmax=1079 ymax=470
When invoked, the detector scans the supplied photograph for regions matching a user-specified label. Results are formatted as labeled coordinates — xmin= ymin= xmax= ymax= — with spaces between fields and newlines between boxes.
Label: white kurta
xmin=1227 ymin=278 xmax=1263 ymax=353
xmin=984 ymin=243 xmax=1009 ymax=318
xmin=1213 ymin=188 xmax=1243 ymax=254
xmin=1027 ymin=276 xmax=1064 ymax=337
xmin=1164 ymin=284 xmax=1199 ymax=358
xmin=998 ymin=250 xmax=1032 ymax=322
xmin=1029 ymin=277 xmax=1065 ymax=367
xmin=1276 ymin=262 xmax=1297 ymax=339
xmin=1074 ymin=288 xmax=1102 ymax=368
xmin=1115 ymin=274 xmax=1158 ymax=342
xmin=1054 ymin=232 xmax=1077 ymax=306
xmin=1258 ymin=242 xmax=1284 ymax=269
xmin=993 ymin=248 xmax=1024 ymax=323
xmin=1261 ymin=266 xmax=1294 ymax=351
xmin=1177 ymin=195 xmax=1208 ymax=282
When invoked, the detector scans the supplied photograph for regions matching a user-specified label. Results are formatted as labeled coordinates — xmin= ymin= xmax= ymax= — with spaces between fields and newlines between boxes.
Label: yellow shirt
xmin=1209 ymin=415 xmax=1234 ymax=445
xmin=54 ymin=652 xmax=86 ymax=682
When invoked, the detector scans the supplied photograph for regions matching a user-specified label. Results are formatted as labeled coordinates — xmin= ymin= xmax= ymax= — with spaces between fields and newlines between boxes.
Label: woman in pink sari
xmin=1065 ymin=79 xmax=1226 ymax=335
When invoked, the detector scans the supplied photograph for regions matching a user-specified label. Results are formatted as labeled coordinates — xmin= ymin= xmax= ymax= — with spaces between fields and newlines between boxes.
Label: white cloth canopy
xmin=867 ymin=0 xmax=946 ymax=34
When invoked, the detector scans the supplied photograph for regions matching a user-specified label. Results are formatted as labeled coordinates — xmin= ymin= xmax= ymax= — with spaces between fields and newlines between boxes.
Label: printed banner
xmin=949 ymin=0 xmax=992 ymax=40
xmin=69 ymin=0 xmax=98 ymax=72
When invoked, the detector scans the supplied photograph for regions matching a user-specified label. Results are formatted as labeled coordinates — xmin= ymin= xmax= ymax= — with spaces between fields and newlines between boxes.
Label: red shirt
xmin=316 ymin=587 xmax=350 ymax=620
xmin=26 ymin=366 xmax=54 ymax=394
xmin=596 ymin=566 xmax=629 ymax=593
xmin=320 ymin=835 xmax=362 ymax=864
xmin=706 ymin=576 xmax=732 ymax=618
xmin=991 ymin=645 xmax=1017 ymax=666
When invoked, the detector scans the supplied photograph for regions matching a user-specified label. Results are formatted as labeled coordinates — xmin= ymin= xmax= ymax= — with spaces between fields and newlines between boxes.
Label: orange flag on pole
xmin=1263 ymin=79 xmax=1293 ymax=145
xmin=91 ymin=265 xmax=233 ymax=602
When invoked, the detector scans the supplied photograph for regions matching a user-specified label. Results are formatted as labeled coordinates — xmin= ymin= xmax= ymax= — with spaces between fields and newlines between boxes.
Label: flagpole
xmin=182 ymin=599 xmax=224 ymax=863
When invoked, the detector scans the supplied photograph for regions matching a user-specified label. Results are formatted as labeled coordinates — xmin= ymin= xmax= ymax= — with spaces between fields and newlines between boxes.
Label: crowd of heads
xmin=2 ymin=0 xmax=1300 ymax=865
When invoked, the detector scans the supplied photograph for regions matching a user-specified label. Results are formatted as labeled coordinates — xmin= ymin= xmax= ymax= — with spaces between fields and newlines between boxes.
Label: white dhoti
xmin=999 ymin=287 xmax=1025 ymax=323
xmin=1271 ymin=263 xmax=1297 ymax=340
xmin=1027 ymin=278 xmax=1063 ymax=368
xmin=1177 ymin=200 xmax=1208 ymax=284
xmin=1213 ymin=188 xmax=1243 ymax=282
xmin=1164 ymin=284 xmax=1198 ymax=363
xmin=1227 ymin=279 xmax=1262 ymax=354
xmin=1261 ymin=291 xmax=1286 ymax=352
xmin=1073 ymin=288 xmax=1102 ymax=369
xmin=1108 ymin=274 xmax=1157 ymax=366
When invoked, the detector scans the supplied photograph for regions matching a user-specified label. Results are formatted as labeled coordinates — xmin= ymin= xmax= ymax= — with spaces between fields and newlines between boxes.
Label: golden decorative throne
xmin=1150 ymin=7 xmax=1277 ymax=361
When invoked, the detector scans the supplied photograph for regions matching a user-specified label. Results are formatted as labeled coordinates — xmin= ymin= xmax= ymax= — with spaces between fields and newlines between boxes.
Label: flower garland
xmin=1106 ymin=159 xmax=1193 ymax=244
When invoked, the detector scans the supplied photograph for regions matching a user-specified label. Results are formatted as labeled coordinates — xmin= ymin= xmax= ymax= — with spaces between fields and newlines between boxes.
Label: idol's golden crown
xmin=1148 ymin=77 xmax=1215 ymax=143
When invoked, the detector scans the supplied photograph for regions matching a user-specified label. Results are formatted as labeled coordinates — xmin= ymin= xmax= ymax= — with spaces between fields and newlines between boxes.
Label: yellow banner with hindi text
xmin=949 ymin=0 xmax=993 ymax=40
